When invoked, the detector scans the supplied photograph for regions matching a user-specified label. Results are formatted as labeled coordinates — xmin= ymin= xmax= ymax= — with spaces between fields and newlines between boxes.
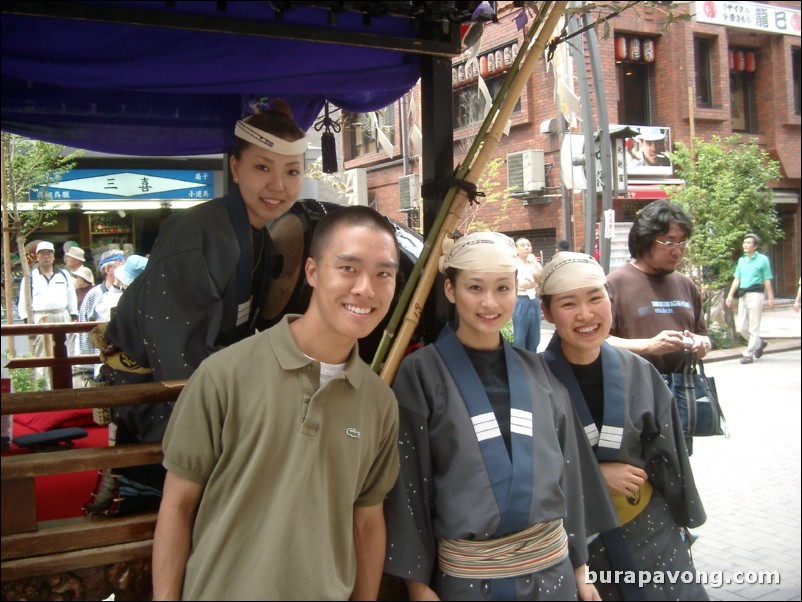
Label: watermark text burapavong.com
xmin=585 ymin=567 xmax=781 ymax=589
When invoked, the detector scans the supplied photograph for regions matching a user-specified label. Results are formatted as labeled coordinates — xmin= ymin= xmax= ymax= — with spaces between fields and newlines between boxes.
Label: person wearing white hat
xmin=634 ymin=126 xmax=670 ymax=167
xmin=384 ymin=232 xmax=617 ymax=602
xmin=539 ymin=252 xmax=708 ymax=601
xmin=63 ymin=245 xmax=86 ymax=272
xmin=17 ymin=240 xmax=79 ymax=389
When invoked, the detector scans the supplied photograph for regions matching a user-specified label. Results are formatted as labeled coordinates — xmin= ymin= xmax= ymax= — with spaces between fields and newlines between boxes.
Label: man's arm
xmin=152 ymin=472 xmax=203 ymax=601
xmin=607 ymin=331 xmax=687 ymax=356
xmin=351 ymin=503 xmax=387 ymax=601
xmin=764 ymin=278 xmax=774 ymax=309
xmin=725 ymin=277 xmax=741 ymax=308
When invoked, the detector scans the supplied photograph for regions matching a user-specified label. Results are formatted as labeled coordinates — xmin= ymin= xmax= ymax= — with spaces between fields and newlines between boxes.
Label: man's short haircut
xmin=555 ymin=239 xmax=570 ymax=252
xmin=309 ymin=205 xmax=399 ymax=262
xmin=744 ymin=232 xmax=761 ymax=246
xmin=628 ymin=200 xmax=693 ymax=259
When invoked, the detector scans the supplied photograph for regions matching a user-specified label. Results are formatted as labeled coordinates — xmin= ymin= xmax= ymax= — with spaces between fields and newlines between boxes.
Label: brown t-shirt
xmin=607 ymin=263 xmax=707 ymax=374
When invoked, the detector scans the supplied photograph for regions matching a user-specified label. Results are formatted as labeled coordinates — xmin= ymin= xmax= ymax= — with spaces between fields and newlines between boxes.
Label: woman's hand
xmin=575 ymin=566 xmax=601 ymax=601
xmin=599 ymin=462 xmax=648 ymax=497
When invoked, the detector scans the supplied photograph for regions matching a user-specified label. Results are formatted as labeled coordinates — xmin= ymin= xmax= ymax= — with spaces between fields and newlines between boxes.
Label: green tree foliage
xmin=2 ymin=133 xmax=82 ymax=242
xmin=2 ymin=133 xmax=83 ymax=325
xmin=667 ymin=135 xmax=781 ymax=338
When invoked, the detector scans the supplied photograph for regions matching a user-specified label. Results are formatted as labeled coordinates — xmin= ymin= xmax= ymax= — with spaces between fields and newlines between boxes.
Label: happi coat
xmin=543 ymin=335 xmax=708 ymax=601
xmin=384 ymin=325 xmax=618 ymax=601
xmin=105 ymin=189 xmax=279 ymax=445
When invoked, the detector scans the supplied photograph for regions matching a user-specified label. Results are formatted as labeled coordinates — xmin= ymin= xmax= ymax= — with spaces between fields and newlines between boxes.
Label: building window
xmin=617 ymin=62 xmax=652 ymax=125
xmin=452 ymin=73 xmax=521 ymax=130
xmin=729 ymin=48 xmax=757 ymax=133
xmin=694 ymin=37 xmax=714 ymax=108
xmin=344 ymin=108 xmax=396 ymax=159
xmin=793 ymin=47 xmax=801 ymax=116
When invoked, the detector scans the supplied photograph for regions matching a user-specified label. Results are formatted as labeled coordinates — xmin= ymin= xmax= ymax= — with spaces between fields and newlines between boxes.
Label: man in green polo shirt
xmin=151 ymin=206 xmax=401 ymax=600
xmin=725 ymin=233 xmax=774 ymax=364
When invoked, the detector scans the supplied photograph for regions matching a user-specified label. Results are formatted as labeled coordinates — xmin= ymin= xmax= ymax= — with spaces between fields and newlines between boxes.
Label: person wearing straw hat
xmin=384 ymin=232 xmax=617 ymax=601
xmin=63 ymin=244 xmax=87 ymax=273
xmin=539 ymin=252 xmax=708 ymax=601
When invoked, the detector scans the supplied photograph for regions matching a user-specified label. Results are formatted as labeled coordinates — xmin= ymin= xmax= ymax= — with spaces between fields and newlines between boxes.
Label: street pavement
xmin=690 ymin=304 xmax=801 ymax=601
xmin=539 ymin=302 xmax=801 ymax=600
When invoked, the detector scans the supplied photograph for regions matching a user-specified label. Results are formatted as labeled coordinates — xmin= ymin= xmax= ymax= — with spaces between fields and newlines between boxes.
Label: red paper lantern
xmin=615 ymin=37 xmax=628 ymax=61
xmin=642 ymin=39 xmax=655 ymax=63
xmin=628 ymin=38 xmax=641 ymax=62
xmin=745 ymin=50 xmax=756 ymax=73
xmin=480 ymin=55 xmax=489 ymax=78
xmin=487 ymin=52 xmax=495 ymax=75
xmin=735 ymin=49 xmax=746 ymax=72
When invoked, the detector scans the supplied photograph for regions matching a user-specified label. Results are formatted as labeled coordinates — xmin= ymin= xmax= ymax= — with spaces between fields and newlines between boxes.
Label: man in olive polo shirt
xmin=152 ymin=206 xmax=401 ymax=600
xmin=726 ymin=233 xmax=774 ymax=364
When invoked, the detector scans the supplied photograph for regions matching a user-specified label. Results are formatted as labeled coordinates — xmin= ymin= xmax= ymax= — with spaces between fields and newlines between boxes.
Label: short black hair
xmin=628 ymin=200 xmax=693 ymax=259
xmin=309 ymin=205 xmax=399 ymax=262
xmin=555 ymin=239 xmax=570 ymax=252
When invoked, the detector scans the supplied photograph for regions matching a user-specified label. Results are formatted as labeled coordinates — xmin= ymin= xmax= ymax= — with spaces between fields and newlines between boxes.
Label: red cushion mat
xmin=4 ymin=423 xmax=109 ymax=521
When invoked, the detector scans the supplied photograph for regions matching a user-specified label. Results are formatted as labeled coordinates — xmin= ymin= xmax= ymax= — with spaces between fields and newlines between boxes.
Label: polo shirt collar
xmin=269 ymin=314 xmax=365 ymax=389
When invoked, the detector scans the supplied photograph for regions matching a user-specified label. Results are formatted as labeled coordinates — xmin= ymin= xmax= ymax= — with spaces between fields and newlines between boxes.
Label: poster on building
xmin=625 ymin=126 xmax=673 ymax=177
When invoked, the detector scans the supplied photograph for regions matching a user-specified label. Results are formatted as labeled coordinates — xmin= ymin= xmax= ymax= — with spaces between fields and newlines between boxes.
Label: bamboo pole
xmin=376 ymin=1 xmax=569 ymax=384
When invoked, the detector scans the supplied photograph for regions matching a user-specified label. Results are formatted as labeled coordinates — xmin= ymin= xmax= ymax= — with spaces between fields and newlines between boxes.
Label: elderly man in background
xmin=17 ymin=241 xmax=79 ymax=389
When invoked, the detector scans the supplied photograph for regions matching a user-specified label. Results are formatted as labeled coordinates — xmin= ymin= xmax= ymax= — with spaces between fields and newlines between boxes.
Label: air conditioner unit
xmin=507 ymin=149 xmax=545 ymax=194
xmin=343 ymin=168 xmax=368 ymax=206
xmin=399 ymin=174 xmax=420 ymax=210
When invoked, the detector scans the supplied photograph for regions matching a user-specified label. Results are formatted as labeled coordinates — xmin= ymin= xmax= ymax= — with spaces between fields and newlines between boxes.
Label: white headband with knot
xmin=539 ymin=252 xmax=607 ymax=295
xmin=438 ymin=232 xmax=518 ymax=274
xmin=234 ymin=120 xmax=308 ymax=156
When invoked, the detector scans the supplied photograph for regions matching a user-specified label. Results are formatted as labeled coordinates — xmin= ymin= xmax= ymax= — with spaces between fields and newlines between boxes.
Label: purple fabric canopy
xmin=1 ymin=1 xmax=468 ymax=156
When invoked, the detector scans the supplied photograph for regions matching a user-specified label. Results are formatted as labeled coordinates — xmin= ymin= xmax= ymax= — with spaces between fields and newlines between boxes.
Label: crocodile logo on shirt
xmin=345 ymin=427 xmax=361 ymax=439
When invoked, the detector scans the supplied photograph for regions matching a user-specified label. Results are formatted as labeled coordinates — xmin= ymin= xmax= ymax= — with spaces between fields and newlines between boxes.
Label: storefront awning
xmin=615 ymin=184 xmax=671 ymax=200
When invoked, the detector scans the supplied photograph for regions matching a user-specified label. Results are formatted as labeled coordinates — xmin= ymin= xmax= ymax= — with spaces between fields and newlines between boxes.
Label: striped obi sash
xmin=437 ymin=519 xmax=568 ymax=579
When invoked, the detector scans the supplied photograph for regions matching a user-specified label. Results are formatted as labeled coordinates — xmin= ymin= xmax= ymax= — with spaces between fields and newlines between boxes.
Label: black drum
xmin=262 ymin=199 xmax=428 ymax=364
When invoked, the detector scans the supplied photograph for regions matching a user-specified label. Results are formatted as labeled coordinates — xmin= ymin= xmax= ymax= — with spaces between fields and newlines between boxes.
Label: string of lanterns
xmin=614 ymin=36 xmax=656 ymax=63
xmin=729 ymin=48 xmax=757 ymax=73
xmin=452 ymin=42 xmax=520 ymax=88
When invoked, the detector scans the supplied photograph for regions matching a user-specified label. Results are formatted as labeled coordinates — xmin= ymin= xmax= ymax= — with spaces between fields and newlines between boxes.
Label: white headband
xmin=439 ymin=232 xmax=518 ymax=274
xmin=234 ymin=120 xmax=308 ymax=156
xmin=539 ymin=252 xmax=607 ymax=296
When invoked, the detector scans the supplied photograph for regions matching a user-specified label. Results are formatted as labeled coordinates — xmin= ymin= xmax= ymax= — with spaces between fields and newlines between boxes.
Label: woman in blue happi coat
xmin=539 ymin=252 xmax=708 ymax=601
xmin=383 ymin=232 xmax=618 ymax=601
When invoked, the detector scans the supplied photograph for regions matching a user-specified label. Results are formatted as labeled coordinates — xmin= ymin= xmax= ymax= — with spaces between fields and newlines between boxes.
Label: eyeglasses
xmin=654 ymin=239 xmax=690 ymax=250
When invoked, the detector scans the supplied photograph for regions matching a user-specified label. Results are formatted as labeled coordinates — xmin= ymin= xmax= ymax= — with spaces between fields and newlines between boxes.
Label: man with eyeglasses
xmin=606 ymin=201 xmax=711 ymax=455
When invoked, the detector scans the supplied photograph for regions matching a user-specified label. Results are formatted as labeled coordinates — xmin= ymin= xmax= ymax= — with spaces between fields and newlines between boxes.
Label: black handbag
xmin=663 ymin=353 xmax=728 ymax=437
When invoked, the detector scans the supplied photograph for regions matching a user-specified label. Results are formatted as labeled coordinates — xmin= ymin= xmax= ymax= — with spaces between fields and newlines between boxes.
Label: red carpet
xmin=4 ymin=423 xmax=109 ymax=521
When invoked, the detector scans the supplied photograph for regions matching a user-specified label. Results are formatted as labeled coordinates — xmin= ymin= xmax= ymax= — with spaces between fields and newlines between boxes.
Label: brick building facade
xmin=343 ymin=1 xmax=801 ymax=298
